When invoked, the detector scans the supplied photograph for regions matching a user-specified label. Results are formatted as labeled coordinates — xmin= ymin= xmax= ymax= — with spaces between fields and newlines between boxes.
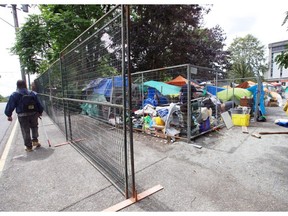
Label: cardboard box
xmin=240 ymin=98 xmax=253 ymax=107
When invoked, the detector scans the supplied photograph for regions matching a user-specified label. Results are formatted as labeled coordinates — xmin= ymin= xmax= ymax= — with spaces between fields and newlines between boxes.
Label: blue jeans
xmin=18 ymin=113 xmax=39 ymax=148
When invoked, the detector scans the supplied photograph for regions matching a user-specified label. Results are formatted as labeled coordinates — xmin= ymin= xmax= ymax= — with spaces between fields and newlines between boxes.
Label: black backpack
xmin=19 ymin=91 xmax=38 ymax=113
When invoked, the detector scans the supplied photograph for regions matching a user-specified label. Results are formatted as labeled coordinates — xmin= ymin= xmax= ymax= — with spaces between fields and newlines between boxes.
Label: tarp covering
xmin=247 ymin=84 xmax=266 ymax=115
xmin=269 ymin=91 xmax=283 ymax=106
xmin=82 ymin=76 xmax=127 ymax=98
xmin=206 ymin=85 xmax=225 ymax=96
xmin=217 ymin=88 xmax=252 ymax=102
xmin=237 ymin=81 xmax=256 ymax=89
xmin=166 ymin=75 xmax=200 ymax=87
xmin=80 ymin=93 xmax=107 ymax=117
xmin=144 ymin=80 xmax=181 ymax=96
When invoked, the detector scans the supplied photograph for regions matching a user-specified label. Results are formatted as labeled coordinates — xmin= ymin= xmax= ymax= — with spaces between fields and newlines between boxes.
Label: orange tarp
xmin=237 ymin=81 xmax=256 ymax=89
xmin=166 ymin=75 xmax=199 ymax=87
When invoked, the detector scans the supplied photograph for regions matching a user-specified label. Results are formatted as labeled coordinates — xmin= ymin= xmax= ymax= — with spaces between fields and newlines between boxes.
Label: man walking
xmin=5 ymin=80 xmax=44 ymax=152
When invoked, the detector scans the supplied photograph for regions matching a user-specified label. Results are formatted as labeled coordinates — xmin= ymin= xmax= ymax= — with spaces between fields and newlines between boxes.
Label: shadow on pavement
xmin=12 ymin=146 xmax=55 ymax=162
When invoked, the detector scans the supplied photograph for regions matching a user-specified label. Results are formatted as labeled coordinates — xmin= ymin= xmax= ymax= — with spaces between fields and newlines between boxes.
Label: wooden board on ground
xmin=242 ymin=126 xmax=248 ymax=134
xmin=259 ymin=131 xmax=288 ymax=135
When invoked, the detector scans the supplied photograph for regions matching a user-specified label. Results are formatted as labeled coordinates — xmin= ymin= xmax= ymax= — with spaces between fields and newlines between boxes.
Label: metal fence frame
xmin=35 ymin=5 xmax=136 ymax=199
xmin=34 ymin=4 xmax=263 ymax=200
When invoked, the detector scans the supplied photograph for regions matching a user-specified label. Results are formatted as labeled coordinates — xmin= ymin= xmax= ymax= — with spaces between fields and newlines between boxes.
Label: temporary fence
xmin=35 ymin=5 xmax=136 ymax=199
xmin=34 ymin=4 xmax=264 ymax=202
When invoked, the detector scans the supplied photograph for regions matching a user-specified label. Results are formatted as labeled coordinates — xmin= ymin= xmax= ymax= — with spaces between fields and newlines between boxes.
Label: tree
xmin=0 ymin=94 xmax=8 ymax=102
xmin=11 ymin=4 xmax=229 ymax=79
xmin=227 ymin=34 xmax=267 ymax=82
xmin=229 ymin=60 xmax=254 ymax=83
xmin=11 ymin=4 xmax=111 ymax=74
xmin=275 ymin=11 xmax=288 ymax=69
xmin=129 ymin=5 xmax=229 ymax=78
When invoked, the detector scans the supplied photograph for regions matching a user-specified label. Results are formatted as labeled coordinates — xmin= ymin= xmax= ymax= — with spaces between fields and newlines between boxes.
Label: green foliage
xmin=227 ymin=34 xmax=268 ymax=78
xmin=11 ymin=4 xmax=229 ymax=80
xmin=10 ymin=4 xmax=111 ymax=75
xmin=129 ymin=5 xmax=229 ymax=78
xmin=275 ymin=11 xmax=288 ymax=69
xmin=228 ymin=60 xmax=254 ymax=83
xmin=282 ymin=11 xmax=288 ymax=28
xmin=275 ymin=50 xmax=288 ymax=69
xmin=0 ymin=94 xmax=8 ymax=102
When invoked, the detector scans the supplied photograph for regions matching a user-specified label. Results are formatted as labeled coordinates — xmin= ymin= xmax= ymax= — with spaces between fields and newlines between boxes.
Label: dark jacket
xmin=4 ymin=88 xmax=44 ymax=117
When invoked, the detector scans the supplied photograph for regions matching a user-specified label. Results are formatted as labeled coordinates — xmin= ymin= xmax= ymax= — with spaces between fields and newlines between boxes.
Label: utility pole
xmin=11 ymin=4 xmax=26 ymax=83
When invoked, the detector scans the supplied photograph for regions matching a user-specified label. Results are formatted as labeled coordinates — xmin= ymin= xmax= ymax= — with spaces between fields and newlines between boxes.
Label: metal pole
xmin=255 ymin=73 xmax=261 ymax=122
xmin=125 ymin=5 xmax=136 ymax=200
xmin=11 ymin=4 xmax=26 ymax=83
xmin=121 ymin=5 xmax=129 ymax=199
xmin=60 ymin=54 xmax=68 ymax=141
xmin=187 ymin=65 xmax=191 ymax=142
xmin=215 ymin=70 xmax=219 ymax=124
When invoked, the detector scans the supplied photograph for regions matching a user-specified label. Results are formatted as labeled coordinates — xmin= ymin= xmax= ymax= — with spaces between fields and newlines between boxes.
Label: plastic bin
xmin=199 ymin=117 xmax=210 ymax=132
xmin=232 ymin=114 xmax=250 ymax=126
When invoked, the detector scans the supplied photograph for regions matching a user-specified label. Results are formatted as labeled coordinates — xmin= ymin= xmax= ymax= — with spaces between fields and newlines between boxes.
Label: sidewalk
xmin=0 ymin=106 xmax=288 ymax=211
xmin=0 ymin=113 xmax=123 ymax=211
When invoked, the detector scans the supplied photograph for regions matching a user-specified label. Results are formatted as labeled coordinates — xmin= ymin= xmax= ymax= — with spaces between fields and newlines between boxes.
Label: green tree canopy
xmin=11 ymin=4 xmax=229 ymax=79
xmin=227 ymin=34 xmax=267 ymax=81
xmin=11 ymin=4 xmax=111 ymax=74
xmin=0 ymin=94 xmax=8 ymax=102
xmin=130 ymin=5 xmax=229 ymax=78
xmin=275 ymin=11 xmax=288 ymax=69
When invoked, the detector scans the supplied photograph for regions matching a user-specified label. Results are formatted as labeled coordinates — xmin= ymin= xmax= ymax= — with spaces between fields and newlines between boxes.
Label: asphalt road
xmin=0 ymin=102 xmax=13 ymax=156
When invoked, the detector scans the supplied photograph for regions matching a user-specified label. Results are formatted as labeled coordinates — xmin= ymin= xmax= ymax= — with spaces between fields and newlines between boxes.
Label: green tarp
xmin=217 ymin=88 xmax=252 ymax=102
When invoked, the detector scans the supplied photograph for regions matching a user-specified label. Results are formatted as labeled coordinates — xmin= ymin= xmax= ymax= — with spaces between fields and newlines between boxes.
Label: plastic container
xmin=232 ymin=114 xmax=250 ymax=126
xmin=199 ymin=117 xmax=210 ymax=132
xmin=230 ymin=108 xmax=243 ymax=114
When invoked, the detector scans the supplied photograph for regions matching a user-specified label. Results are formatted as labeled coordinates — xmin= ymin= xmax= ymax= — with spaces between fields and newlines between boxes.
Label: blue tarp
xmin=206 ymin=85 xmax=225 ymax=96
xmin=143 ymin=87 xmax=169 ymax=107
xmin=247 ymin=84 xmax=266 ymax=115
xmin=83 ymin=76 xmax=127 ymax=98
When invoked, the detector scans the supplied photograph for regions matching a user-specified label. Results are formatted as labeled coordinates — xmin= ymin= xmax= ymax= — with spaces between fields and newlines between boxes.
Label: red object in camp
xmin=166 ymin=75 xmax=199 ymax=87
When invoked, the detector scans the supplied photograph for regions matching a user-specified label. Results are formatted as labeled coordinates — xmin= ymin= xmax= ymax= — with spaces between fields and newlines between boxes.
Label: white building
xmin=266 ymin=40 xmax=288 ymax=86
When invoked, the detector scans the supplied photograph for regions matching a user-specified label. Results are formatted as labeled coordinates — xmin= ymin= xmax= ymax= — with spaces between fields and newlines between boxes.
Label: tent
xmin=217 ymin=88 xmax=252 ymax=103
xmin=271 ymin=82 xmax=281 ymax=86
xmin=206 ymin=85 xmax=225 ymax=96
xmin=247 ymin=84 xmax=266 ymax=115
xmin=144 ymin=80 xmax=181 ymax=96
xmin=269 ymin=91 xmax=283 ymax=106
xmin=82 ymin=76 xmax=128 ymax=98
xmin=166 ymin=75 xmax=200 ymax=87
xmin=237 ymin=81 xmax=256 ymax=89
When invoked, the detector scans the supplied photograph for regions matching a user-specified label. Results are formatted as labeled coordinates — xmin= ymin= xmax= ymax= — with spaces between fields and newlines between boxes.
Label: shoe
xmin=32 ymin=141 xmax=41 ymax=148
xmin=25 ymin=147 xmax=33 ymax=152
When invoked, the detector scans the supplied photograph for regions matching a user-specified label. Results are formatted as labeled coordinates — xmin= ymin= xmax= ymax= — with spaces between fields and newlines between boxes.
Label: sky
xmin=0 ymin=1 xmax=288 ymax=97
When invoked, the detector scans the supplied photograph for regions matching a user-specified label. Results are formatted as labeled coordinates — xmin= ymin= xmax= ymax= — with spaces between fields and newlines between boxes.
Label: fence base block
xmin=102 ymin=184 xmax=164 ymax=212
